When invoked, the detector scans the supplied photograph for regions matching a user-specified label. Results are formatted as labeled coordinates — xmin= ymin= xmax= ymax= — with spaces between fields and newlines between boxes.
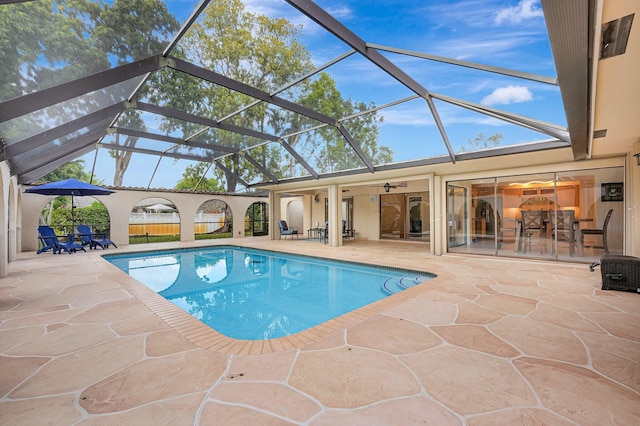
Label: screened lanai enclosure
xmin=1 ymin=0 xmax=590 ymax=192
xmin=5 ymin=0 xmax=633 ymax=266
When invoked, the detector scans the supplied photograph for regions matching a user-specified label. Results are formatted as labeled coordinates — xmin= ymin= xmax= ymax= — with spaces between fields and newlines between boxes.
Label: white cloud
xmin=481 ymin=85 xmax=533 ymax=105
xmin=495 ymin=0 xmax=543 ymax=25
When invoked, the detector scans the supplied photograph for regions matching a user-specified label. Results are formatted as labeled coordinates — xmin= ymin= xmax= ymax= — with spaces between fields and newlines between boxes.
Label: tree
xmin=95 ymin=0 xmax=180 ymax=186
xmin=0 ymin=0 xmax=179 ymax=186
xmin=459 ymin=133 xmax=503 ymax=152
xmin=175 ymin=162 xmax=223 ymax=192
xmin=40 ymin=159 xmax=94 ymax=183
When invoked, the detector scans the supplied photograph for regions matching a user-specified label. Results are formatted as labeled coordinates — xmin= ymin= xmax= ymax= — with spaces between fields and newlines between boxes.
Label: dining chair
xmin=550 ymin=210 xmax=575 ymax=256
xmin=521 ymin=210 xmax=545 ymax=254
xmin=581 ymin=209 xmax=613 ymax=255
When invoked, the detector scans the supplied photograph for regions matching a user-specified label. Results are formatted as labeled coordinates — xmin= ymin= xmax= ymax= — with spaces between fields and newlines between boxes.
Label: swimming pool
xmin=105 ymin=246 xmax=434 ymax=340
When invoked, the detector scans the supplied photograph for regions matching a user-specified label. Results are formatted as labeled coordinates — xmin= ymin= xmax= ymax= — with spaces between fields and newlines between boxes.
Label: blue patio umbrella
xmin=25 ymin=179 xmax=115 ymax=228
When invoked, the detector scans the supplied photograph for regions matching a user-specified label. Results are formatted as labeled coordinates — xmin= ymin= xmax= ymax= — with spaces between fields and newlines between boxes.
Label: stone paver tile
xmin=289 ymin=346 xmax=420 ymax=408
xmin=310 ymin=395 xmax=461 ymax=425
xmin=426 ymin=282 xmax=486 ymax=297
xmin=200 ymin=402 xmax=295 ymax=425
xmin=61 ymin=281 xmax=120 ymax=295
xmin=539 ymin=279 xmax=597 ymax=295
xmin=515 ymin=357 xmax=640 ymax=425
xmin=347 ymin=314 xmax=441 ymax=354
xmin=77 ymin=394 xmax=204 ymax=426
xmin=209 ymin=382 xmax=321 ymax=422
xmin=7 ymin=293 xmax=79 ymax=311
xmin=591 ymin=292 xmax=640 ymax=314
xmin=80 ymin=350 xmax=227 ymax=414
xmin=431 ymin=325 xmax=519 ymax=358
xmin=543 ymin=294 xmax=618 ymax=312
xmin=0 ymin=356 xmax=49 ymax=397
xmin=402 ymin=346 xmax=537 ymax=415
xmin=0 ymin=303 xmax=70 ymax=321
xmin=384 ymin=299 xmax=457 ymax=325
xmin=579 ymin=332 xmax=640 ymax=392
xmin=474 ymin=294 xmax=538 ymax=316
xmin=0 ymin=395 xmax=82 ymax=425
xmin=70 ymin=298 xmax=152 ymax=324
xmin=4 ymin=324 xmax=115 ymax=357
xmin=226 ymin=351 xmax=296 ymax=382
xmin=490 ymin=283 xmax=557 ymax=299
xmin=528 ymin=301 xmax=605 ymax=333
xmin=10 ymin=336 xmax=145 ymax=398
xmin=71 ymin=289 xmax=132 ymax=308
xmin=413 ymin=290 xmax=466 ymax=304
xmin=582 ymin=312 xmax=640 ymax=342
xmin=0 ymin=307 xmax=83 ymax=331
xmin=455 ymin=302 xmax=505 ymax=325
xmin=111 ymin=312 xmax=169 ymax=336
xmin=0 ymin=326 xmax=44 ymax=352
xmin=301 ymin=330 xmax=345 ymax=351
xmin=489 ymin=316 xmax=587 ymax=365
xmin=145 ymin=329 xmax=199 ymax=357
xmin=467 ymin=408 xmax=575 ymax=425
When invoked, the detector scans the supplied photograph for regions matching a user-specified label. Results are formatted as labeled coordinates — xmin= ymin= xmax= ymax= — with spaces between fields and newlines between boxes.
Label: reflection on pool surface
xmin=105 ymin=246 xmax=434 ymax=340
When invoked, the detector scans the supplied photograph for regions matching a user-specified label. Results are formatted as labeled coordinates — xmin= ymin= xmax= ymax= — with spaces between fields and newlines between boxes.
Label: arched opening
xmin=129 ymin=198 xmax=179 ymax=244
xmin=39 ymin=196 xmax=112 ymax=238
xmin=194 ymin=199 xmax=232 ymax=240
xmin=245 ymin=201 xmax=269 ymax=236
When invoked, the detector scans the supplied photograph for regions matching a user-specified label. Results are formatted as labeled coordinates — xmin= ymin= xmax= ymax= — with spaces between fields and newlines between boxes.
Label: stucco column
xmin=0 ymin=162 xmax=9 ymax=278
xmin=328 ymin=184 xmax=342 ymax=247
xmin=270 ymin=191 xmax=281 ymax=240
xmin=434 ymin=175 xmax=443 ymax=255
xmin=629 ymin=144 xmax=640 ymax=257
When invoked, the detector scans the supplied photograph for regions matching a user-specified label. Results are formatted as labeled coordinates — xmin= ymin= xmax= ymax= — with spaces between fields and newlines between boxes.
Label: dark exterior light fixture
xmin=634 ymin=153 xmax=640 ymax=166
xmin=383 ymin=183 xmax=391 ymax=193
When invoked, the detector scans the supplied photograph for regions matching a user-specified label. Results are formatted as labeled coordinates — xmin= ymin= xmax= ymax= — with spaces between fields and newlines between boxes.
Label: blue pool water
xmin=105 ymin=246 xmax=434 ymax=340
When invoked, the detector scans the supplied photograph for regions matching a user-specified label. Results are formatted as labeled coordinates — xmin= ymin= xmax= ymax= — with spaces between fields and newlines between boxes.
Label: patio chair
xmin=550 ymin=210 xmax=576 ymax=256
xmin=77 ymin=225 xmax=117 ymax=249
xmin=37 ymin=225 xmax=86 ymax=255
xmin=278 ymin=220 xmax=299 ymax=239
xmin=521 ymin=210 xmax=545 ymax=254
xmin=581 ymin=209 xmax=613 ymax=255
xmin=342 ymin=219 xmax=355 ymax=240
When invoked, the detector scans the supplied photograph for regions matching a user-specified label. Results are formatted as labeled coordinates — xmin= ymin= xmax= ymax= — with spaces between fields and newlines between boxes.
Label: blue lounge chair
xmin=77 ymin=225 xmax=117 ymax=249
xmin=37 ymin=226 xmax=86 ymax=254
xmin=278 ymin=220 xmax=299 ymax=239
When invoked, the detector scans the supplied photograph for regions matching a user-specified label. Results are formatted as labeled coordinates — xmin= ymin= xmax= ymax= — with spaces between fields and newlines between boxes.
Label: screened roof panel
xmin=342 ymin=97 xmax=449 ymax=165
xmin=246 ymin=141 xmax=313 ymax=181
xmin=285 ymin=126 xmax=367 ymax=175
xmin=1 ymin=0 xmax=181 ymax=102
xmin=177 ymin=0 xmax=315 ymax=93
xmin=1 ymin=77 xmax=143 ymax=145
xmin=10 ymin=117 xmax=114 ymax=167
xmin=191 ymin=127 xmax=266 ymax=151
xmin=149 ymin=158 xmax=204 ymax=189
xmin=101 ymin=133 xmax=178 ymax=152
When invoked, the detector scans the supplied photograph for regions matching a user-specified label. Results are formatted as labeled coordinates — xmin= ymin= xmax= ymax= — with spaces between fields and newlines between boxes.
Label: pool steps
xmin=381 ymin=275 xmax=429 ymax=295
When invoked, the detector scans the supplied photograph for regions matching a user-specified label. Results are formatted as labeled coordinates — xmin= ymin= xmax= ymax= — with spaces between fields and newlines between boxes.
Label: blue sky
xmin=85 ymin=0 xmax=566 ymax=189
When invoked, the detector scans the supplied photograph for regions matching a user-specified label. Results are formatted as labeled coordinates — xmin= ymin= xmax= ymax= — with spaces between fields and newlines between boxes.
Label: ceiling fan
xmin=371 ymin=182 xmax=407 ymax=192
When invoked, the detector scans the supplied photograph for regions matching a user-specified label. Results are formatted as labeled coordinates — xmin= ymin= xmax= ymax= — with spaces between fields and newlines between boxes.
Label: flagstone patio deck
xmin=1 ymin=238 xmax=638 ymax=425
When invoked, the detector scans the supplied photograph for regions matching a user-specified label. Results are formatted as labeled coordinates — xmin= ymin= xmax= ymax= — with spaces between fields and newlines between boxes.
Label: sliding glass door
xmin=446 ymin=166 xmax=624 ymax=262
